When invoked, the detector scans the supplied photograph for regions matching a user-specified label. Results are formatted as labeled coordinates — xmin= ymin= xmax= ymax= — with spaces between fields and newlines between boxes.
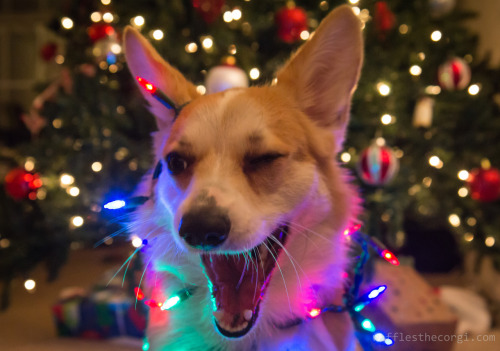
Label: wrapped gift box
xmin=52 ymin=286 xmax=147 ymax=339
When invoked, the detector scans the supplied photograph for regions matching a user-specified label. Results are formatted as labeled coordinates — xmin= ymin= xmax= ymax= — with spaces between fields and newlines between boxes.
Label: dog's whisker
xmin=287 ymin=221 xmax=333 ymax=246
xmin=261 ymin=241 xmax=292 ymax=313
xmin=268 ymin=235 xmax=307 ymax=294
xmin=107 ymin=246 xmax=142 ymax=287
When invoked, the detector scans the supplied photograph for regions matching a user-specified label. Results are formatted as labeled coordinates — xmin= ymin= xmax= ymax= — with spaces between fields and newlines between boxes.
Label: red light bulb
xmin=381 ymin=249 xmax=399 ymax=266
xmin=136 ymin=76 xmax=157 ymax=93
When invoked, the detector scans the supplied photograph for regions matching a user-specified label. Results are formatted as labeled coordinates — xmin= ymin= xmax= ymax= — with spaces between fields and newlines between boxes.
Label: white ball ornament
xmin=205 ymin=61 xmax=248 ymax=94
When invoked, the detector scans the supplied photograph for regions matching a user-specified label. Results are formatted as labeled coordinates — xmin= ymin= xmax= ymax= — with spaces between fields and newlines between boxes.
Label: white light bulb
xmin=468 ymin=84 xmax=480 ymax=95
xmin=377 ymin=82 xmax=391 ymax=96
xmin=60 ymin=174 xmax=75 ymax=187
xmin=431 ymin=30 xmax=442 ymax=42
xmin=72 ymin=216 xmax=84 ymax=227
xmin=409 ymin=65 xmax=422 ymax=76
xmin=448 ymin=214 xmax=460 ymax=227
xmin=249 ymin=68 xmax=260 ymax=80
xmin=61 ymin=17 xmax=74 ymax=29
xmin=458 ymin=170 xmax=469 ymax=181
xmin=133 ymin=16 xmax=145 ymax=27
xmin=92 ymin=162 xmax=103 ymax=172
xmin=24 ymin=279 xmax=36 ymax=291
xmin=152 ymin=30 xmax=164 ymax=40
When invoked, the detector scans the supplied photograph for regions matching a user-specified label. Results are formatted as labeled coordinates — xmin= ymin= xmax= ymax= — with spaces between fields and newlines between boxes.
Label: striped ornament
xmin=358 ymin=144 xmax=399 ymax=186
xmin=438 ymin=57 xmax=471 ymax=90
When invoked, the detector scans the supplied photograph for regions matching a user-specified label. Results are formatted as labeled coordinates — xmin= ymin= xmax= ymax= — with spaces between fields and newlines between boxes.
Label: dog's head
xmin=125 ymin=5 xmax=362 ymax=341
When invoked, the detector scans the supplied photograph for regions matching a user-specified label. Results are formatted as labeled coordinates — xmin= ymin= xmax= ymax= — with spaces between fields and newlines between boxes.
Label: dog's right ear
xmin=123 ymin=26 xmax=199 ymax=129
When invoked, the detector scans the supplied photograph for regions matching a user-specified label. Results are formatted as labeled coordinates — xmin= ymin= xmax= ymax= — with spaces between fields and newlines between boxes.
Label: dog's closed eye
xmin=244 ymin=152 xmax=286 ymax=171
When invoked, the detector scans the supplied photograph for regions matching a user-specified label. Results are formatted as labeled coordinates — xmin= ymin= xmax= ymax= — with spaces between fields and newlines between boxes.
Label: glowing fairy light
xmin=232 ymin=8 xmax=242 ymax=20
xmin=367 ymin=286 xmax=386 ymax=299
xmin=101 ymin=0 xmax=111 ymax=4
xmin=468 ymin=84 xmax=480 ymax=95
xmin=196 ymin=85 xmax=206 ymax=95
xmin=61 ymin=17 xmax=74 ymax=29
xmin=448 ymin=214 xmax=460 ymax=227
xmin=340 ymin=152 xmax=351 ymax=163
xmin=300 ymin=30 xmax=310 ymax=40
xmin=152 ymin=29 xmax=164 ymax=40
xmin=92 ymin=162 xmax=103 ymax=172
xmin=131 ymin=236 xmax=143 ymax=248
xmin=376 ymin=82 xmax=391 ymax=96
xmin=309 ymin=308 xmax=321 ymax=318
xmin=133 ymin=15 xmax=145 ymax=27
xmin=161 ymin=295 xmax=181 ymax=310
xmin=464 ymin=233 xmax=474 ymax=242
xmin=349 ymin=0 xmax=359 ymax=4
xmin=90 ymin=12 xmax=102 ymax=22
xmin=351 ymin=6 xmax=360 ymax=15
xmin=202 ymin=37 xmax=214 ymax=49
xmin=381 ymin=249 xmax=399 ymax=266
xmin=24 ymin=158 xmax=35 ymax=172
xmin=249 ymin=68 xmax=260 ymax=80
xmin=381 ymin=114 xmax=393 ymax=125
xmin=223 ymin=11 xmax=233 ymax=22
xmin=431 ymin=30 xmax=442 ymax=42
xmin=373 ymin=332 xmax=386 ymax=343
xmin=399 ymin=24 xmax=409 ymax=34
xmin=134 ymin=287 xmax=145 ymax=300
xmin=71 ymin=216 xmax=84 ymax=227
xmin=110 ymin=43 xmax=122 ymax=54
xmin=425 ymin=85 xmax=441 ymax=95
xmin=458 ymin=170 xmax=469 ymax=180
xmin=24 ymin=279 xmax=36 ymax=291
xmin=102 ymin=12 xmax=114 ymax=23
xmin=68 ymin=186 xmax=80 ymax=197
xmin=361 ymin=318 xmax=376 ymax=332
xmin=485 ymin=236 xmax=495 ymax=247
xmin=409 ymin=65 xmax=422 ymax=76
xmin=458 ymin=187 xmax=468 ymax=197
xmin=429 ymin=156 xmax=443 ymax=169
xmin=60 ymin=174 xmax=75 ymax=187
xmin=467 ymin=217 xmax=477 ymax=226
xmin=185 ymin=42 xmax=198 ymax=53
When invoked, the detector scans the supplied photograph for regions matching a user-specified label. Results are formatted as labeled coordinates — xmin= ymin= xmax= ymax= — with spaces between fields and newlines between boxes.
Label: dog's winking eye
xmin=244 ymin=152 xmax=285 ymax=171
xmin=166 ymin=152 xmax=189 ymax=175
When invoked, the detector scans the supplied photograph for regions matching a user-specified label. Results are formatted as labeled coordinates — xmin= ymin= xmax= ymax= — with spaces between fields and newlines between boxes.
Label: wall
xmin=460 ymin=0 xmax=500 ymax=66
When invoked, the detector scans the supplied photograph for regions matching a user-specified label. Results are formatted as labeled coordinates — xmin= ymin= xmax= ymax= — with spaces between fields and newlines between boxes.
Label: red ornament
xmin=467 ymin=167 xmax=500 ymax=202
xmin=87 ymin=23 xmax=115 ymax=43
xmin=358 ymin=142 xmax=399 ymax=186
xmin=40 ymin=42 xmax=58 ymax=61
xmin=192 ymin=0 xmax=225 ymax=24
xmin=374 ymin=1 xmax=396 ymax=39
xmin=438 ymin=57 xmax=471 ymax=90
xmin=275 ymin=6 xmax=308 ymax=44
xmin=4 ymin=167 xmax=43 ymax=200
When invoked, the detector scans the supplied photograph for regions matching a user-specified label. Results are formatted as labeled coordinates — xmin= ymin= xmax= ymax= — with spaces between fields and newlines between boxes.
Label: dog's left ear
xmin=123 ymin=26 xmax=199 ymax=129
xmin=276 ymin=6 xmax=363 ymax=149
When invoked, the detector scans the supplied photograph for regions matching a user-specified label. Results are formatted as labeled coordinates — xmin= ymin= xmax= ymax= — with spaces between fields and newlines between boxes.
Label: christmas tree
xmin=1 ymin=0 xmax=499 ymax=309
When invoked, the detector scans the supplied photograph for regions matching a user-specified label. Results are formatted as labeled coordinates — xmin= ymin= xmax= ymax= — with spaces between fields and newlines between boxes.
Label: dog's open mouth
xmin=201 ymin=225 xmax=288 ymax=338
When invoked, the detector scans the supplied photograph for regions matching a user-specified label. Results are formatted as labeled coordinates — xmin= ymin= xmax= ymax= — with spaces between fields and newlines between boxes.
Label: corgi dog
xmin=124 ymin=5 xmax=363 ymax=350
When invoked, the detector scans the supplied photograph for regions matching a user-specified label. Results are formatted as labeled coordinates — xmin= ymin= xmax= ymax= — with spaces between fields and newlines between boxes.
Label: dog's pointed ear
xmin=123 ymin=26 xmax=199 ymax=128
xmin=276 ymin=6 xmax=363 ymax=148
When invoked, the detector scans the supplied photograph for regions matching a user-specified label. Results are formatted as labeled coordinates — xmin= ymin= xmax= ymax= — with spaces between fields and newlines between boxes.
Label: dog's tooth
xmin=235 ymin=322 xmax=248 ymax=331
xmin=243 ymin=309 xmax=253 ymax=321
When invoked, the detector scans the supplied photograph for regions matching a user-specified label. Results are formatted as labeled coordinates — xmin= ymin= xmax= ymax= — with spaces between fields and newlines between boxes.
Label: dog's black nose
xmin=179 ymin=207 xmax=230 ymax=250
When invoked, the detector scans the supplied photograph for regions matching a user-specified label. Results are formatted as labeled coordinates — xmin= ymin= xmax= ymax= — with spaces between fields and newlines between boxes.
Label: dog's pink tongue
xmin=201 ymin=253 xmax=273 ymax=328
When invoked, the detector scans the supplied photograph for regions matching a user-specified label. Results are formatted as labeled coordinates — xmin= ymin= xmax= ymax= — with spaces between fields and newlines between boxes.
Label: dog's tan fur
xmin=125 ymin=5 xmax=363 ymax=350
